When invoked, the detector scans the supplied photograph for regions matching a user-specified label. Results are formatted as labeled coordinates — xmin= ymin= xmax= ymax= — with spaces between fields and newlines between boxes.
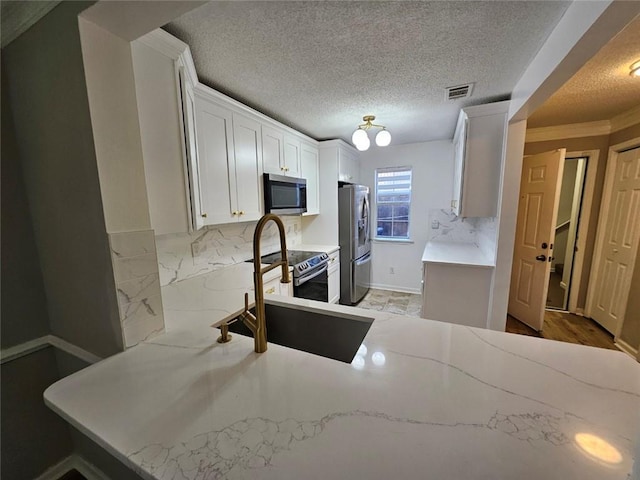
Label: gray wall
xmin=1 ymin=62 xmax=51 ymax=348
xmin=2 ymin=1 xmax=123 ymax=358
xmin=1 ymin=348 xmax=74 ymax=479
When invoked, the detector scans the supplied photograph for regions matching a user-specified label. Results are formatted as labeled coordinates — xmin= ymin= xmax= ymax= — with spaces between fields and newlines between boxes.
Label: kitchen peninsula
xmin=45 ymin=262 xmax=640 ymax=480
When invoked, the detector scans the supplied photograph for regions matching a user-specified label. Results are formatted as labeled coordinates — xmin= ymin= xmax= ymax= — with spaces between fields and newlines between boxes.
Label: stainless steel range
xmin=258 ymin=250 xmax=330 ymax=301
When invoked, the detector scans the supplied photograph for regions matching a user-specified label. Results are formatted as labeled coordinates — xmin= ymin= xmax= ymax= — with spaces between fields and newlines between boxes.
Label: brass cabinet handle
xmin=202 ymin=213 xmax=208 ymax=218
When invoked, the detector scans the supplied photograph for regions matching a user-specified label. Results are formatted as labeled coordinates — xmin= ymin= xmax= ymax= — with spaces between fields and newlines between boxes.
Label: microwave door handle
xmin=295 ymin=263 xmax=329 ymax=286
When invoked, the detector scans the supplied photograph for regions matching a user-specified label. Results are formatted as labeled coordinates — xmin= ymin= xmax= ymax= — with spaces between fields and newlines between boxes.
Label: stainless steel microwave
xmin=263 ymin=173 xmax=307 ymax=215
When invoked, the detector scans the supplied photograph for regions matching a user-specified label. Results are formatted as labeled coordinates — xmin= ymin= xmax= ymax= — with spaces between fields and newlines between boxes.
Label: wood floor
xmin=506 ymin=311 xmax=617 ymax=350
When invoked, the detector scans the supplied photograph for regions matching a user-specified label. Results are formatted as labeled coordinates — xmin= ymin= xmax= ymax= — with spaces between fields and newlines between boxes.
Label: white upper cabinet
xmin=232 ymin=112 xmax=264 ymax=222
xmin=338 ymin=148 xmax=359 ymax=183
xmin=263 ymin=128 xmax=302 ymax=177
xmin=452 ymin=101 xmax=509 ymax=217
xmin=301 ymin=142 xmax=320 ymax=215
xmin=283 ymin=134 xmax=302 ymax=177
xmin=261 ymin=125 xmax=285 ymax=175
xmin=192 ymin=91 xmax=264 ymax=227
xmin=193 ymin=92 xmax=236 ymax=227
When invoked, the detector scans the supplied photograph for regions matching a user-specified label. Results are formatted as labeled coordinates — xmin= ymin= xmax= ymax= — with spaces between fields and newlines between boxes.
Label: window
xmin=375 ymin=166 xmax=412 ymax=240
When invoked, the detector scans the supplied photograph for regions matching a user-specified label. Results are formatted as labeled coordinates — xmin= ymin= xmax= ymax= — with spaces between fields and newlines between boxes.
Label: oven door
xmin=293 ymin=263 xmax=328 ymax=302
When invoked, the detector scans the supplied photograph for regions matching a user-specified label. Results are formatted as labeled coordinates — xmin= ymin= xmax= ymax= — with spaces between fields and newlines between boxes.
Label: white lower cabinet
xmin=263 ymin=274 xmax=293 ymax=297
xmin=328 ymin=250 xmax=340 ymax=304
xmin=421 ymin=262 xmax=492 ymax=328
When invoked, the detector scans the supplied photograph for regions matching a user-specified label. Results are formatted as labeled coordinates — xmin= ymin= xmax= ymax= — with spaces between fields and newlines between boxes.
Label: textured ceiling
xmin=528 ymin=14 xmax=640 ymax=128
xmin=165 ymin=1 xmax=570 ymax=145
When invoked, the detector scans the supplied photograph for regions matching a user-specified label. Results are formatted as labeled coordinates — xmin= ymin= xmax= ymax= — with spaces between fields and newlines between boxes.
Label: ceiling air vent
xmin=445 ymin=83 xmax=474 ymax=101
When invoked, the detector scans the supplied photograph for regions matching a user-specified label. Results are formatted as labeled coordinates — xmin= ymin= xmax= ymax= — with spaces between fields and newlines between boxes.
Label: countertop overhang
xmin=45 ymin=262 xmax=640 ymax=480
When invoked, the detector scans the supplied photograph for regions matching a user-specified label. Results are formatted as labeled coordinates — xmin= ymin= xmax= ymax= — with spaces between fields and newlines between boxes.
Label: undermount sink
xmin=224 ymin=302 xmax=373 ymax=363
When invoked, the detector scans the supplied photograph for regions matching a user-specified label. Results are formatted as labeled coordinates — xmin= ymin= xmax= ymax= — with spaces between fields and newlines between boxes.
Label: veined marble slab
xmin=45 ymin=266 xmax=640 ymax=480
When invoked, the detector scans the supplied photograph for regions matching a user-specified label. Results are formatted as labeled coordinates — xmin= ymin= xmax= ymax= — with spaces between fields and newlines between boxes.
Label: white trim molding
xmin=35 ymin=454 xmax=111 ymax=480
xmin=1 ymin=335 xmax=102 ymax=365
xmin=525 ymin=120 xmax=611 ymax=143
xmin=526 ymin=105 xmax=640 ymax=143
xmin=610 ymin=104 xmax=640 ymax=133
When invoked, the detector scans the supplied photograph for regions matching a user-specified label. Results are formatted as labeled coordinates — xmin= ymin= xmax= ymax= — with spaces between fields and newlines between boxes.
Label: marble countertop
xmin=45 ymin=264 xmax=640 ymax=480
xmin=422 ymin=241 xmax=495 ymax=267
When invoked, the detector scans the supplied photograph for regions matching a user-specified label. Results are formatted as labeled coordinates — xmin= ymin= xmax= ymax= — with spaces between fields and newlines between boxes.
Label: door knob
xmin=535 ymin=255 xmax=546 ymax=261
xmin=541 ymin=242 xmax=548 ymax=249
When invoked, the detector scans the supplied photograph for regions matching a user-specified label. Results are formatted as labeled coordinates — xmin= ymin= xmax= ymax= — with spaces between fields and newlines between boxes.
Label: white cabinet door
xmin=451 ymin=115 xmax=466 ymax=216
xmin=232 ymin=113 xmax=264 ymax=222
xmin=422 ymin=263 xmax=492 ymax=328
xmin=262 ymin=125 xmax=284 ymax=175
xmin=451 ymin=102 xmax=508 ymax=217
xmin=328 ymin=251 xmax=340 ymax=304
xmin=301 ymin=142 xmax=320 ymax=215
xmin=283 ymin=134 xmax=301 ymax=177
xmin=178 ymin=69 xmax=202 ymax=230
xmin=194 ymin=94 xmax=236 ymax=226
xmin=339 ymin=148 xmax=359 ymax=183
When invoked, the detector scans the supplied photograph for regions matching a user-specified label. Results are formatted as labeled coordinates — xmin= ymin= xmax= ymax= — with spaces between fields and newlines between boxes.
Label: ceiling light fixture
xmin=351 ymin=115 xmax=391 ymax=151
xmin=630 ymin=60 xmax=640 ymax=77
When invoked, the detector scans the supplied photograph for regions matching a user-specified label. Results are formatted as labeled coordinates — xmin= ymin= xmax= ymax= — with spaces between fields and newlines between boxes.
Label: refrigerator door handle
xmin=354 ymin=252 xmax=372 ymax=266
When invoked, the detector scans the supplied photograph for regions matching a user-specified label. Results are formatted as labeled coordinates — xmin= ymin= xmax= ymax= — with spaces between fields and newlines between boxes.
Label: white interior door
xmin=589 ymin=146 xmax=640 ymax=334
xmin=509 ymin=149 xmax=565 ymax=331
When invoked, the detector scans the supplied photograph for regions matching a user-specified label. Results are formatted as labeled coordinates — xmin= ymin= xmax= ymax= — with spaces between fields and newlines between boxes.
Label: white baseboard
xmin=0 ymin=335 xmax=102 ymax=365
xmin=35 ymin=456 xmax=75 ymax=480
xmin=34 ymin=454 xmax=111 ymax=480
xmin=615 ymin=338 xmax=639 ymax=360
xmin=369 ymin=283 xmax=421 ymax=295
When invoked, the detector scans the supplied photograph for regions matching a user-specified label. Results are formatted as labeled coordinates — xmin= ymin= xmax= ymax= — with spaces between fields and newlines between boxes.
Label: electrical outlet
xmin=389 ymin=267 xmax=395 ymax=274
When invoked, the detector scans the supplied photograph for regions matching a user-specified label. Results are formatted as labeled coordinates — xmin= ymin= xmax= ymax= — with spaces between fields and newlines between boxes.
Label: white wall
xmin=359 ymin=140 xmax=453 ymax=293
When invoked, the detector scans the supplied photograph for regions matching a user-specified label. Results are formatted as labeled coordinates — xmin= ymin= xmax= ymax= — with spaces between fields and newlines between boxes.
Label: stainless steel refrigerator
xmin=338 ymin=184 xmax=372 ymax=305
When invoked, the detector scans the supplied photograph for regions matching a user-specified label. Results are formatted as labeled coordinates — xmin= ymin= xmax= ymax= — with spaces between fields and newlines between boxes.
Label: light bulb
xmin=375 ymin=129 xmax=391 ymax=147
xmin=352 ymin=128 xmax=368 ymax=147
xmin=355 ymin=135 xmax=370 ymax=151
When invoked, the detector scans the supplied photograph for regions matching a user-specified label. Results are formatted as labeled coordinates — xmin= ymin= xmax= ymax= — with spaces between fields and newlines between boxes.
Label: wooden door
xmin=509 ymin=149 xmax=565 ymax=331
xmin=589 ymin=146 xmax=640 ymax=334
xmin=232 ymin=113 xmax=263 ymax=222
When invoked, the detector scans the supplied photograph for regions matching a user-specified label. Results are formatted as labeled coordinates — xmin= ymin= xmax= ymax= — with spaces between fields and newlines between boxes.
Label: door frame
xmin=564 ymin=150 xmax=600 ymax=313
xmin=585 ymin=137 xmax=640 ymax=338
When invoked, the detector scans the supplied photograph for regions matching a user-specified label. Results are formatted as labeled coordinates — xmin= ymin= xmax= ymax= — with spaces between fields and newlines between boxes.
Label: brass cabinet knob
xmin=232 ymin=211 xmax=238 ymax=215
xmin=202 ymin=213 xmax=208 ymax=218
xmin=240 ymin=210 xmax=245 ymax=215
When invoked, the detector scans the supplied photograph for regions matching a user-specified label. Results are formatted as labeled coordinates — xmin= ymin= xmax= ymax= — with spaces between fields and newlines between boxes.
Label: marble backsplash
xmin=428 ymin=209 xmax=497 ymax=260
xmin=109 ymin=230 xmax=164 ymax=348
xmin=156 ymin=216 xmax=302 ymax=286
xmin=428 ymin=209 xmax=477 ymax=243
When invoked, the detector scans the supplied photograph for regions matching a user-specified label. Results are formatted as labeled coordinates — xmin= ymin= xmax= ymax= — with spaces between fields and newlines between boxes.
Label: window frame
xmin=374 ymin=166 xmax=412 ymax=241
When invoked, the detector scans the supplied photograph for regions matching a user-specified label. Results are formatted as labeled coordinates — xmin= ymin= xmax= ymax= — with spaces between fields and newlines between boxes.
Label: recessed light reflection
xmin=575 ymin=433 xmax=623 ymax=465
xmin=352 ymin=354 xmax=366 ymax=370
xmin=357 ymin=344 xmax=368 ymax=357
xmin=371 ymin=351 xmax=386 ymax=366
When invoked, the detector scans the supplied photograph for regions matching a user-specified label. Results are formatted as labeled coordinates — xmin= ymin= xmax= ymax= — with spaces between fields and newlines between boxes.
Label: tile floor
xmin=357 ymin=288 xmax=422 ymax=317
